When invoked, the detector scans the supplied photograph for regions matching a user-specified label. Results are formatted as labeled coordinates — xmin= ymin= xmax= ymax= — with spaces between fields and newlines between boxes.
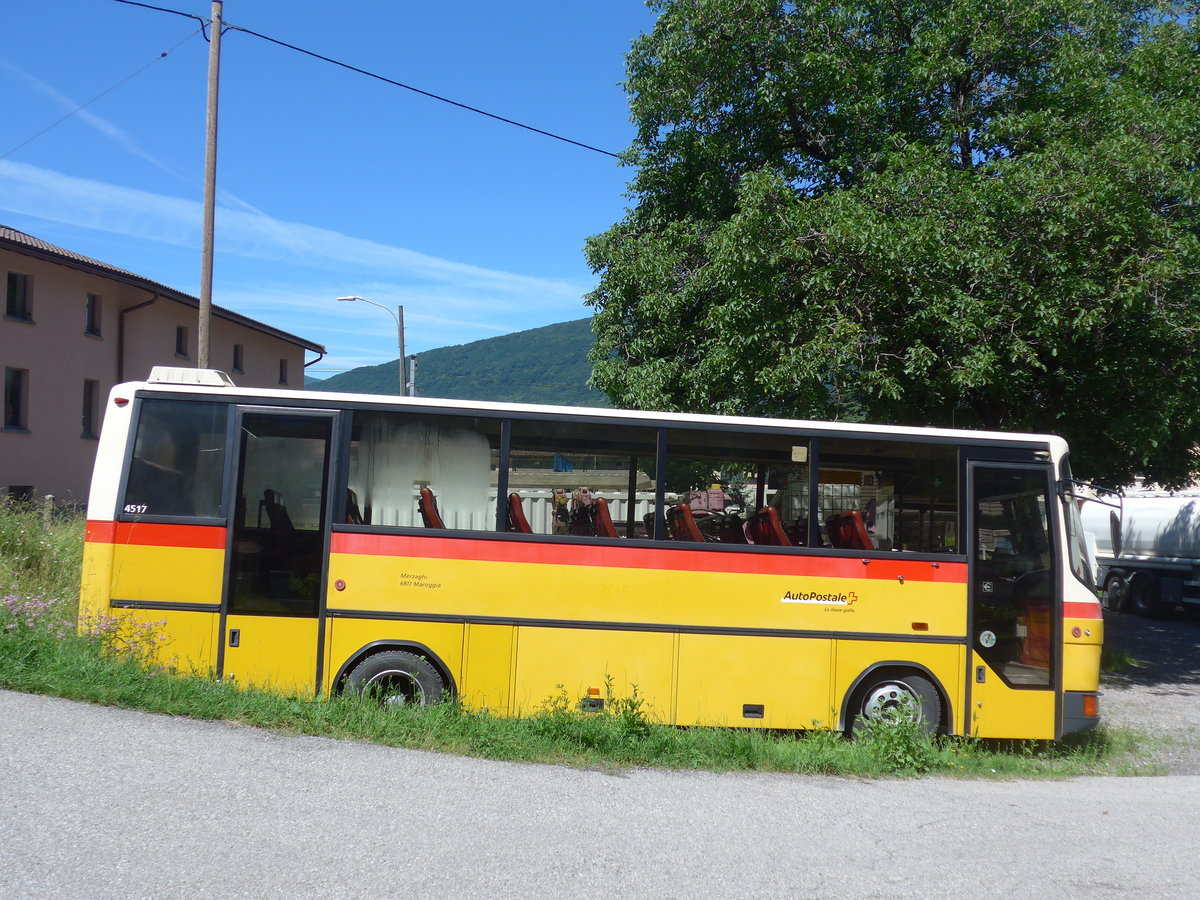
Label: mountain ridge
xmin=307 ymin=317 xmax=606 ymax=407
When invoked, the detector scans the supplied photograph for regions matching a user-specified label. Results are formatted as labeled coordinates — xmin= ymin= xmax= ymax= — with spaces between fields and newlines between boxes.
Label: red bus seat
xmin=667 ymin=503 xmax=705 ymax=542
xmin=418 ymin=487 xmax=445 ymax=529
xmin=747 ymin=506 xmax=790 ymax=546
xmin=712 ymin=513 xmax=748 ymax=544
xmin=594 ymin=497 xmax=620 ymax=538
xmin=784 ymin=518 xmax=808 ymax=546
xmin=507 ymin=493 xmax=533 ymax=533
xmin=827 ymin=510 xmax=873 ymax=550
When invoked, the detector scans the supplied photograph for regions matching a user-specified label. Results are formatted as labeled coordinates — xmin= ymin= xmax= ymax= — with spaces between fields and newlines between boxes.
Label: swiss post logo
xmin=781 ymin=589 xmax=858 ymax=605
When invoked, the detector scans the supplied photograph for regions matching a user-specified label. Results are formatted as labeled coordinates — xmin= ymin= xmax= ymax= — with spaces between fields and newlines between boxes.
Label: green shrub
xmin=852 ymin=697 xmax=940 ymax=775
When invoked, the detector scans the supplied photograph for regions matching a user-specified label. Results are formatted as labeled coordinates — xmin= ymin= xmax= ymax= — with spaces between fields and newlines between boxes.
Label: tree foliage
xmin=585 ymin=0 xmax=1200 ymax=487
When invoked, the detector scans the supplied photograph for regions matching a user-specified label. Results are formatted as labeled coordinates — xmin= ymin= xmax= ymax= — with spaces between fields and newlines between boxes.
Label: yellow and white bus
xmin=80 ymin=367 xmax=1102 ymax=739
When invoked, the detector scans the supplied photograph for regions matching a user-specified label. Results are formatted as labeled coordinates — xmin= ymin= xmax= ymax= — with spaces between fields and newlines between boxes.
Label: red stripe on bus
xmin=85 ymin=520 xmax=227 ymax=550
xmin=330 ymin=531 xmax=967 ymax=583
xmin=85 ymin=520 xmax=117 ymax=543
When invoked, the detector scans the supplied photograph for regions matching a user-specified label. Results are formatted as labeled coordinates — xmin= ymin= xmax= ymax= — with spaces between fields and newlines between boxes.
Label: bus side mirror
xmin=1109 ymin=510 xmax=1122 ymax=559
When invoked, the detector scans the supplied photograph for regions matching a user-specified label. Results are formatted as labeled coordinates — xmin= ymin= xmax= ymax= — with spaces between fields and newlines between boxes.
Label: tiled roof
xmin=1 ymin=224 xmax=325 ymax=353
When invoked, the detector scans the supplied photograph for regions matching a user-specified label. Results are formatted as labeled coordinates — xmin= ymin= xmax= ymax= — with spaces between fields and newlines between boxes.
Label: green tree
xmin=586 ymin=0 xmax=1200 ymax=487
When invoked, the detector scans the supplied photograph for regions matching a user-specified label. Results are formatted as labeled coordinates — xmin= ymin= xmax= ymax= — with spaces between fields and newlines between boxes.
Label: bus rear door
xmin=220 ymin=408 xmax=335 ymax=695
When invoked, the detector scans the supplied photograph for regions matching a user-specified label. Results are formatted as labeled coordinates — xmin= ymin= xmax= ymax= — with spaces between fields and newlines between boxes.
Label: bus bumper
xmin=1062 ymin=691 xmax=1100 ymax=735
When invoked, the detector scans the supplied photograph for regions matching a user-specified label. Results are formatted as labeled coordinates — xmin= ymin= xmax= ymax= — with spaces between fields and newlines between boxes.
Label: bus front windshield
xmin=1061 ymin=458 xmax=1096 ymax=591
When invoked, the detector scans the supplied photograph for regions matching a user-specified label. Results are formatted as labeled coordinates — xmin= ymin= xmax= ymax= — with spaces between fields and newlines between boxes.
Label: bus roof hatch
xmin=147 ymin=367 xmax=235 ymax=387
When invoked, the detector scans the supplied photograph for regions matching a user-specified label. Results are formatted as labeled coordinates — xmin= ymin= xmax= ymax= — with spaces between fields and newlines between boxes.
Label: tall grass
xmin=0 ymin=499 xmax=1149 ymax=778
xmin=0 ymin=497 xmax=83 ymax=604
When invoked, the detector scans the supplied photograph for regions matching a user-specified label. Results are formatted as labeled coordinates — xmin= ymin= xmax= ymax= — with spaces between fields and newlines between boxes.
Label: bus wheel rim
xmin=367 ymin=668 xmax=425 ymax=706
xmin=863 ymin=682 xmax=920 ymax=721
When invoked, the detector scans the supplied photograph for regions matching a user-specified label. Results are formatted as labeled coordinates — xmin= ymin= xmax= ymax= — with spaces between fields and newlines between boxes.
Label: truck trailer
xmin=1082 ymin=488 xmax=1200 ymax=616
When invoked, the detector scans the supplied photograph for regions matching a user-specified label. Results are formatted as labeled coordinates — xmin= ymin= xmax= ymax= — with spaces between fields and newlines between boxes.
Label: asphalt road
xmin=2 ymin=689 xmax=1199 ymax=899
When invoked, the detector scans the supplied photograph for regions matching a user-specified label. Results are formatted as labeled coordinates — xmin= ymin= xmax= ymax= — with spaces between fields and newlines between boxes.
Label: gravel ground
xmin=1100 ymin=607 xmax=1200 ymax=773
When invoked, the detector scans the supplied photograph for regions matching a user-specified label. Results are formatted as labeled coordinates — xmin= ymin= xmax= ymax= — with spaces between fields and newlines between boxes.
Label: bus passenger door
xmin=221 ymin=409 xmax=335 ymax=696
xmin=967 ymin=463 xmax=1057 ymax=739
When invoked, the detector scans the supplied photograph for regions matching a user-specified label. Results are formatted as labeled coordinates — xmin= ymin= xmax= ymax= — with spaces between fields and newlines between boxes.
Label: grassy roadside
xmin=0 ymin=500 xmax=1156 ymax=778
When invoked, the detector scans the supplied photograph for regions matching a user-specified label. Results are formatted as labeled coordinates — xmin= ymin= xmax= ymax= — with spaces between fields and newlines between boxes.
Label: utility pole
xmin=397 ymin=305 xmax=406 ymax=395
xmin=336 ymin=296 xmax=408 ymax=395
xmin=198 ymin=0 xmax=223 ymax=368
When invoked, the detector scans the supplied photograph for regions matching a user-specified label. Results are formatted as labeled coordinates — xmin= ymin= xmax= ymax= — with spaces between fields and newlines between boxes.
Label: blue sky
xmin=1 ymin=1 xmax=657 ymax=377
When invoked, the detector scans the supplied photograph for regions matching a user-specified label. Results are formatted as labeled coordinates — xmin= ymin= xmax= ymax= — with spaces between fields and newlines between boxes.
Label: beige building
xmin=2 ymin=225 xmax=325 ymax=503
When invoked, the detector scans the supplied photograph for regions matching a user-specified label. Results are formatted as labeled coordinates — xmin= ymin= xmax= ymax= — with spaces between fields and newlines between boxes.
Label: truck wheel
xmin=1103 ymin=574 xmax=1130 ymax=613
xmin=1129 ymin=576 xmax=1164 ymax=618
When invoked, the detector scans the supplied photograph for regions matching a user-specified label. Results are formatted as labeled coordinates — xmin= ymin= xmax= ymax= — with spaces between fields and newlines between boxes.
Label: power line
xmin=113 ymin=0 xmax=622 ymax=159
xmin=112 ymin=0 xmax=205 ymax=25
xmin=2 ymin=29 xmax=202 ymax=160
xmin=231 ymin=25 xmax=621 ymax=159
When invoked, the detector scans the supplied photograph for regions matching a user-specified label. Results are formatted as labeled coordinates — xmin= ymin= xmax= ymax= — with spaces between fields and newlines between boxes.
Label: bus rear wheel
xmin=847 ymin=671 xmax=942 ymax=738
xmin=345 ymin=650 xmax=446 ymax=707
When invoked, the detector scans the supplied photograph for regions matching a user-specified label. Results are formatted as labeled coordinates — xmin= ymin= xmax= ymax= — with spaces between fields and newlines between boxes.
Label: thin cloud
xmin=217 ymin=212 xmax=584 ymax=297
xmin=0 ymin=160 xmax=588 ymax=300
xmin=223 ymin=290 xmax=522 ymax=343
xmin=0 ymin=160 xmax=592 ymax=371
xmin=0 ymin=159 xmax=198 ymax=245
xmin=217 ymin=285 xmax=524 ymax=327
xmin=0 ymin=54 xmax=187 ymax=180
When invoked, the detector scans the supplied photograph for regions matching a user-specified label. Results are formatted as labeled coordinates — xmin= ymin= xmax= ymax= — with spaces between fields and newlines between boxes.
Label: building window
xmin=6 ymin=272 xmax=32 ymax=321
xmin=278 ymin=358 xmax=288 ymax=385
xmin=232 ymin=344 xmax=244 ymax=374
xmin=175 ymin=325 xmax=189 ymax=359
xmin=4 ymin=368 xmax=28 ymax=430
xmin=85 ymin=293 xmax=102 ymax=336
xmin=82 ymin=380 xmax=99 ymax=438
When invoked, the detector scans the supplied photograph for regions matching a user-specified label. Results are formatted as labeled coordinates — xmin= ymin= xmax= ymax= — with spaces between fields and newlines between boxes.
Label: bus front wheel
xmin=345 ymin=650 xmax=446 ymax=706
xmin=847 ymin=671 xmax=942 ymax=739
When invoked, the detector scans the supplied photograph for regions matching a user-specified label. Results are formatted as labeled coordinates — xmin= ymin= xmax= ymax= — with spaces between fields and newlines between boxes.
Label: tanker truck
xmin=1081 ymin=488 xmax=1200 ymax=617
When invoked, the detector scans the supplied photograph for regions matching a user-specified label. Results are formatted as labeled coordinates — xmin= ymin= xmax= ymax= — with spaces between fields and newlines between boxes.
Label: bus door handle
xmin=976 ymin=666 xmax=986 ymax=683
xmin=229 ymin=628 xmax=241 ymax=648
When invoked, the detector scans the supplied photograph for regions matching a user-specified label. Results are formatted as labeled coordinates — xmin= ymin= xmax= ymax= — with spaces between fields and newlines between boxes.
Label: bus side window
xmin=347 ymin=412 xmax=500 ymax=530
xmin=125 ymin=455 xmax=185 ymax=515
xmin=507 ymin=417 xmax=656 ymax=540
xmin=659 ymin=429 xmax=811 ymax=550
xmin=817 ymin=438 xmax=959 ymax=553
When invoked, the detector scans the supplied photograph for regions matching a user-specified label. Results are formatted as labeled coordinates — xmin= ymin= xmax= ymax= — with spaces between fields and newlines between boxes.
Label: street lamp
xmin=337 ymin=296 xmax=408 ymax=395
